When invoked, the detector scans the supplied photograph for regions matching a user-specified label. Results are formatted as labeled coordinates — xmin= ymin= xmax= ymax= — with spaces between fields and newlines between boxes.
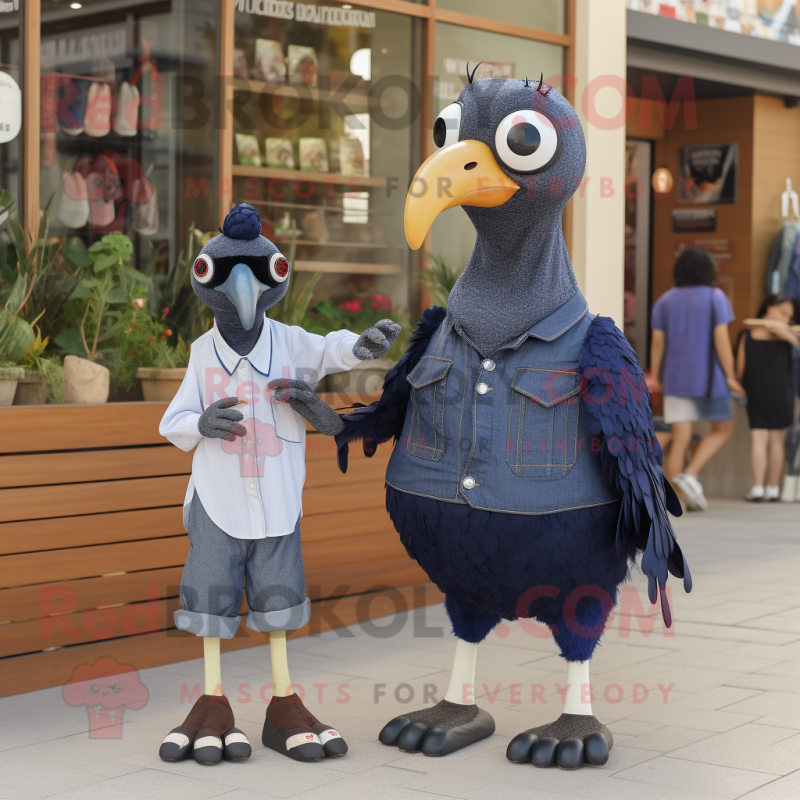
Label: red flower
xmin=370 ymin=293 xmax=393 ymax=311
xmin=146 ymin=337 xmax=154 ymax=344
xmin=162 ymin=307 xmax=170 ymax=316
xmin=161 ymin=329 xmax=172 ymax=340
xmin=338 ymin=298 xmax=362 ymax=314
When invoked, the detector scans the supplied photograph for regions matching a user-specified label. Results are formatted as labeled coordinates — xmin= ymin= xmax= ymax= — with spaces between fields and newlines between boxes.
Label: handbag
xmin=84 ymin=82 xmax=111 ymax=137
xmin=131 ymin=164 xmax=158 ymax=235
xmin=113 ymin=81 xmax=139 ymax=136
xmin=57 ymin=161 xmax=90 ymax=228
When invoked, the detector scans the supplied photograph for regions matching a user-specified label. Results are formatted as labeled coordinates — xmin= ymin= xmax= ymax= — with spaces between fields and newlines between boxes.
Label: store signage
xmin=237 ymin=1 xmax=376 ymax=28
xmin=41 ymin=26 xmax=127 ymax=69
xmin=0 ymin=1 xmax=19 ymax=13
xmin=0 ymin=72 xmax=21 ymax=144
xmin=672 ymin=208 xmax=717 ymax=233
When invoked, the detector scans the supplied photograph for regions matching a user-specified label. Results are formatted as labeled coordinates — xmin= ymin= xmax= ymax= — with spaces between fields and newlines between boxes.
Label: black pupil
xmin=507 ymin=123 xmax=540 ymax=156
xmin=433 ymin=117 xmax=447 ymax=148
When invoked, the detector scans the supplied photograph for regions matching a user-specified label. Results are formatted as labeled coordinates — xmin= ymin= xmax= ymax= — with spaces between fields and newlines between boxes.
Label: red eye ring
xmin=193 ymin=253 xmax=214 ymax=284
xmin=269 ymin=253 xmax=289 ymax=283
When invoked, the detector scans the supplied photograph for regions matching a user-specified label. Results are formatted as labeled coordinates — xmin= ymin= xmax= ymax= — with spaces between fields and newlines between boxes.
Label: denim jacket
xmin=385 ymin=290 xmax=620 ymax=514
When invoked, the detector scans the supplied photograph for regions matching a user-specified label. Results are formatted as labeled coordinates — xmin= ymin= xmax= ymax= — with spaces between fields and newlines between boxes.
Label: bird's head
xmin=404 ymin=72 xmax=586 ymax=251
xmin=191 ymin=203 xmax=290 ymax=334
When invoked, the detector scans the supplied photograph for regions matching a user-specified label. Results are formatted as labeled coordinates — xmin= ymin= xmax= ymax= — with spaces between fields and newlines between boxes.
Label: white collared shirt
xmin=160 ymin=317 xmax=360 ymax=539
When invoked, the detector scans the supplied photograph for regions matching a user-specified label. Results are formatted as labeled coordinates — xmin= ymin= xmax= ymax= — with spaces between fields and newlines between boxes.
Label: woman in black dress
xmin=736 ymin=294 xmax=799 ymax=501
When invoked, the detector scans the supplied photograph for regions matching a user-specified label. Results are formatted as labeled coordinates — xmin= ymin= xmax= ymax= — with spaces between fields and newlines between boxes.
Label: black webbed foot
xmin=506 ymin=713 xmax=613 ymax=769
xmin=379 ymin=699 xmax=495 ymax=756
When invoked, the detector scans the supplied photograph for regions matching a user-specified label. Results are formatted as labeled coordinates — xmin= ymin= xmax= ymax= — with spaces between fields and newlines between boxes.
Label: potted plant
xmin=54 ymin=233 xmax=147 ymax=404
xmin=113 ymin=301 xmax=191 ymax=401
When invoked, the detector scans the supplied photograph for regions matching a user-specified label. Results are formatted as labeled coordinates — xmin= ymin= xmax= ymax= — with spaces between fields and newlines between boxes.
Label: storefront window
xmin=39 ymin=0 xmax=218 ymax=276
xmin=231 ymin=1 xmax=422 ymax=336
xmin=0 ymin=3 xmax=21 ymax=214
xmin=437 ymin=0 xmax=566 ymax=34
xmin=430 ymin=24 xmax=565 ymax=273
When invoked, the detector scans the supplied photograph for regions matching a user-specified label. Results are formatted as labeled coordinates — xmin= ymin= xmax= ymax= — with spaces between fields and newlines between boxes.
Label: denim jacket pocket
xmin=405 ymin=355 xmax=452 ymax=461
xmin=506 ymin=367 xmax=580 ymax=478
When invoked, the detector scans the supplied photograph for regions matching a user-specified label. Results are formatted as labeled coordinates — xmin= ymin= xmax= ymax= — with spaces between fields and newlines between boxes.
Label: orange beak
xmin=404 ymin=140 xmax=519 ymax=250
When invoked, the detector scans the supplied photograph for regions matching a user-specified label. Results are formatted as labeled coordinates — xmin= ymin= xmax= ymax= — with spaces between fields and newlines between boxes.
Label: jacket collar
xmin=444 ymin=288 xmax=588 ymax=353
xmin=212 ymin=316 xmax=273 ymax=376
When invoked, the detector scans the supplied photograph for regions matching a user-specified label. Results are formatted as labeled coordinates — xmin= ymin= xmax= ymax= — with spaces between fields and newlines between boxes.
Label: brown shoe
xmin=159 ymin=694 xmax=251 ymax=765
xmin=262 ymin=693 xmax=347 ymax=761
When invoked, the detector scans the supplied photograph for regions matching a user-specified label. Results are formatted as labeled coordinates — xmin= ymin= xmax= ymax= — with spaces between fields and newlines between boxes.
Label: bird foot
xmin=262 ymin=693 xmax=348 ymax=762
xmin=159 ymin=694 xmax=251 ymax=765
xmin=506 ymin=713 xmax=613 ymax=769
xmin=379 ymin=699 xmax=495 ymax=756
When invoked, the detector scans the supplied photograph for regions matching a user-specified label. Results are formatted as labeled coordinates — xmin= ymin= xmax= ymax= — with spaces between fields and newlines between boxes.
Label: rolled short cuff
xmin=246 ymin=598 xmax=311 ymax=633
xmin=174 ymin=609 xmax=241 ymax=639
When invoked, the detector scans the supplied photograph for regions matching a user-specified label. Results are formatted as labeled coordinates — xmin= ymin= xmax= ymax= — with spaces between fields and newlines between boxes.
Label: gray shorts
xmin=173 ymin=492 xmax=310 ymax=639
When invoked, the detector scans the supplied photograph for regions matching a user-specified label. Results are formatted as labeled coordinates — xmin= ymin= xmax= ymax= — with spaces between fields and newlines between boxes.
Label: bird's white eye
xmin=193 ymin=253 xmax=214 ymax=284
xmin=269 ymin=252 xmax=289 ymax=283
xmin=494 ymin=109 xmax=561 ymax=174
xmin=433 ymin=102 xmax=462 ymax=149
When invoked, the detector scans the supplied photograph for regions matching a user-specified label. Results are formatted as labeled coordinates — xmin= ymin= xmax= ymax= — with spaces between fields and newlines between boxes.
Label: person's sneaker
xmin=765 ymin=485 xmax=781 ymax=502
xmin=745 ymin=485 xmax=765 ymax=502
xmin=673 ymin=473 xmax=708 ymax=511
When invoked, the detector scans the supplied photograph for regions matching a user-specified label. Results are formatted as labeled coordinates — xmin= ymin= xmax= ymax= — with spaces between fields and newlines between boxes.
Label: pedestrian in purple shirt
xmin=650 ymin=248 xmax=745 ymax=511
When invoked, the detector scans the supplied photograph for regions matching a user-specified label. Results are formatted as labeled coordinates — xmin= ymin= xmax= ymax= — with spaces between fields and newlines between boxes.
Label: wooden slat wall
xmin=0 ymin=400 xmax=440 ymax=696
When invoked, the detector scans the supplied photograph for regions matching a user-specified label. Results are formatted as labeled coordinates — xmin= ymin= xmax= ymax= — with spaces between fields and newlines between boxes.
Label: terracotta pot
xmin=63 ymin=355 xmax=110 ymax=404
xmin=0 ymin=366 xmax=25 ymax=407
xmin=324 ymin=359 xmax=394 ymax=402
xmin=13 ymin=374 xmax=46 ymax=405
xmin=136 ymin=367 xmax=187 ymax=402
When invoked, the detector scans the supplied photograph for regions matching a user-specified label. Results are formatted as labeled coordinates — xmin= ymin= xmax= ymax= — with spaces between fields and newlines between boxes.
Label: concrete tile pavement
xmin=2 ymin=500 xmax=800 ymax=799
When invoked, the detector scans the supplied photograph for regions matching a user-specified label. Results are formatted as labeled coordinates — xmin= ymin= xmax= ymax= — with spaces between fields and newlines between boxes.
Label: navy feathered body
xmin=336 ymin=310 xmax=691 ymax=660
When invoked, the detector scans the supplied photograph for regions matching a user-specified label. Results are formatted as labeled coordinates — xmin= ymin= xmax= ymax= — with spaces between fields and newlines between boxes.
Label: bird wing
xmin=578 ymin=315 xmax=692 ymax=628
xmin=335 ymin=306 xmax=447 ymax=473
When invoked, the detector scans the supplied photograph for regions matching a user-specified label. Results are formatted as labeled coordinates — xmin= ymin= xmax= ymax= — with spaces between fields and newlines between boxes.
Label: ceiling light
xmin=342 ymin=4 xmax=352 ymax=8
xmin=70 ymin=2 xmax=82 ymax=7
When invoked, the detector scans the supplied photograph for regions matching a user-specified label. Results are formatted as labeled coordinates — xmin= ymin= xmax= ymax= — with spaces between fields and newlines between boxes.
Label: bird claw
xmin=379 ymin=701 xmax=495 ymax=757
xmin=507 ymin=714 xmax=612 ymax=769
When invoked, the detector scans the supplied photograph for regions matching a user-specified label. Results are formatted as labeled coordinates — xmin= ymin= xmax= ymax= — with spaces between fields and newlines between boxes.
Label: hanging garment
xmin=58 ymin=78 xmax=90 ymax=135
xmin=131 ymin=173 xmax=158 ymax=235
xmin=764 ymin=221 xmax=800 ymax=295
xmin=113 ymin=82 xmax=139 ymax=136
xmin=58 ymin=168 xmax=90 ymax=228
xmin=84 ymin=82 xmax=112 ymax=137
xmin=85 ymin=171 xmax=116 ymax=229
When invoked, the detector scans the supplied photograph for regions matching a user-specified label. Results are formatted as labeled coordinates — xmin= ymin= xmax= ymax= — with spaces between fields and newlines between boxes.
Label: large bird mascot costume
xmin=158 ymin=203 xmax=399 ymax=765
xmin=292 ymin=72 xmax=692 ymax=770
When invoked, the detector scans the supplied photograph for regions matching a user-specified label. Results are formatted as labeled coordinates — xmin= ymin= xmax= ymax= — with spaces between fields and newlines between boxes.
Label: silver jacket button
xmin=482 ymin=359 xmax=496 ymax=371
xmin=462 ymin=476 xmax=476 ymax=490
xmin=477 ymin=382 xmax=489 ymax=395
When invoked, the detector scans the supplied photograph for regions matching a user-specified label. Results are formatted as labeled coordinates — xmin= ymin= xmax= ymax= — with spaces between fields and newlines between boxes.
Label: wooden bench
xmin=0 ymin=399 xmax=441 ymax=696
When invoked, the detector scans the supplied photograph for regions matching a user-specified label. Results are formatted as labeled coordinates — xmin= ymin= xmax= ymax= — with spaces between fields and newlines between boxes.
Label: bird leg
xmin=506 ymin=659 xmax=613 ymax=769
xmin=379 ymin=639 xmax=495 ymax=756
xmin=261 ymin=630 xmax=348 ymax=761
xmin=159 ymin=637 xmax=251 ymax=765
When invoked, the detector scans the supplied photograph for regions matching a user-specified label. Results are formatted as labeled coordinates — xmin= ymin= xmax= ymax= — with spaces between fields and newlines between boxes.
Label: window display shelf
xmin=250 ymin=199 xmax=392 ymax=216
xmin=232 ymin=77 xmax=379 ymax=109
xmin=232 ymin=164 xmax=387 ymax=187
xmin=294 ymin=260 xmax=403 ymax=275
xmin=274 ymin=238 xmax=403 ymax=250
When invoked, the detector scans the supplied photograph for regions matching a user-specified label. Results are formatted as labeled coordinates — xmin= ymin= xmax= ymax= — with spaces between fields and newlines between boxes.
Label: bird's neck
xmin=215 ymin=310 xmax=264 ymax=356
xmin=446 ymin=215 xmax=578 ymax=356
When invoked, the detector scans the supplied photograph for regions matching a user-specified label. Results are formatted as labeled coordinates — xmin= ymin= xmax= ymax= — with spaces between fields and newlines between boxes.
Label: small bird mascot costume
xmin=158 ymin=203 xmax=399 ymax=765
xmin=291 ymin=72 xmax=692 ymax=770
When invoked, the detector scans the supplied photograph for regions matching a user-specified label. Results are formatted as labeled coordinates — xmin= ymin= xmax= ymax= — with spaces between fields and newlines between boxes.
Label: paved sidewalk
xmin=3 ymin=500 xmax=800 ymax=799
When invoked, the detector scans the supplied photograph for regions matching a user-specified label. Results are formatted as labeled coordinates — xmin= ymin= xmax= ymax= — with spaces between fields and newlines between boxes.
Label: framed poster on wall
xmin=679 ymin=142 xmax=739 ymax=204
